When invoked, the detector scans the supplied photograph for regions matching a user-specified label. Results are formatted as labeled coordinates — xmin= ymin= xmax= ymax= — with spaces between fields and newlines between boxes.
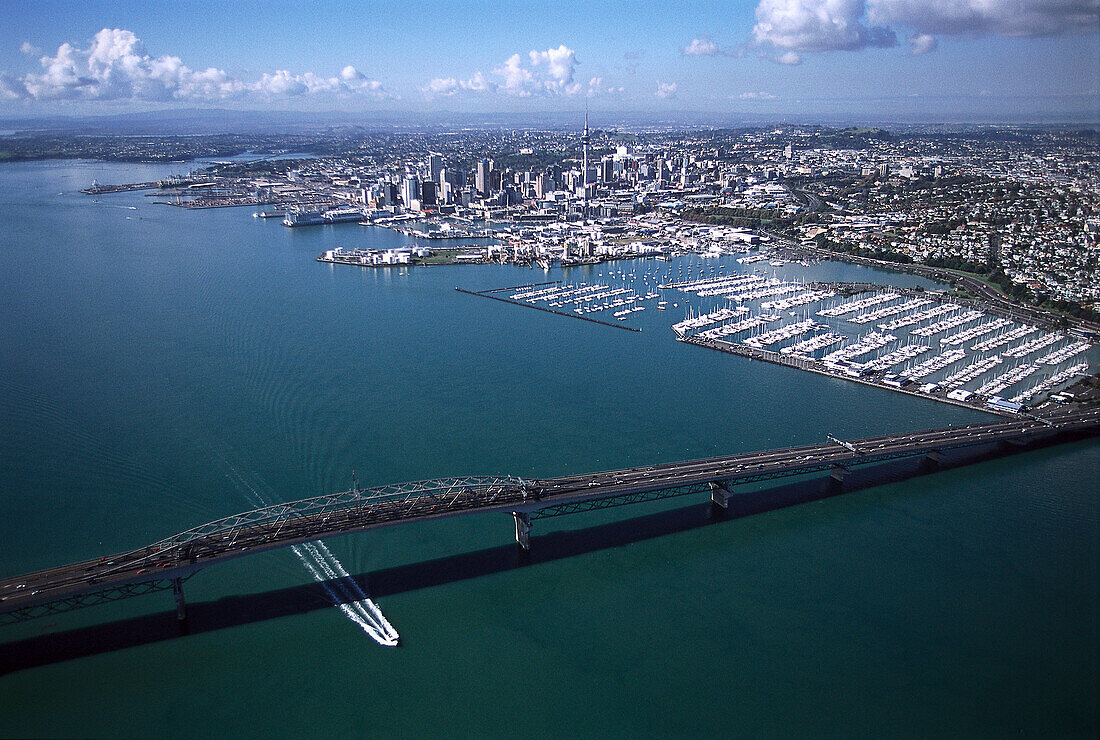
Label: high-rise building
xmin=428 ymin=154 xmax=443 ymax=184
xmin=419 ymin=180 xmax=436 ymax=208
xmin=402 ymin=174 xmax=420 ymax=208
xmin=381 ymin=182 xmax=399 ymax=207
xmin=601 ymin=156 xmax=615 ymax=183
xmin=476 ymin=159 xmax=490 ymax=196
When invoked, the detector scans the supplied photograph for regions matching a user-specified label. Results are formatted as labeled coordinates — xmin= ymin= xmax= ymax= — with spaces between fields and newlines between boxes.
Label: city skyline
xmin=0 ymin=1 xmax=1098 ymax=122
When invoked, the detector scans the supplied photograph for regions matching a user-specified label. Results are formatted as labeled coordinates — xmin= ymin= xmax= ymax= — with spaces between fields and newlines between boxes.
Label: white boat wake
xmin=291 ymin=540 xmax=400 ymax=646
xmin=220 ymin=458 xmax=399 ymax=646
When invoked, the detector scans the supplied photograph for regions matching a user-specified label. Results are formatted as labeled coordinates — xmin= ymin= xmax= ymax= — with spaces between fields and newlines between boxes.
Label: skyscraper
xmin=428 ymin=153 xmax=443 ymax=184
xmin=601 ymin=156 xmax=614 ymax=184
xmin=476 ymin=159 xmax=490 ymax=196
xmin=419 ymin=180 xmax=436 ymax=208
xmin=402 ymin=174 xmax=420 ymax=209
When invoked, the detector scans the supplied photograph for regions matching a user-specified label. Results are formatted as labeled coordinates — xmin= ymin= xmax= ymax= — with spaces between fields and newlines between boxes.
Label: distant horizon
xmin=1 ymin=103 xmax=1098 ymax=135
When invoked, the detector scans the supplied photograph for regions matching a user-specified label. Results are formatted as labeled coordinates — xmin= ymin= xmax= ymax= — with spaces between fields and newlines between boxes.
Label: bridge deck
xmin=2 ymin=408 xmax=1098 ymax=622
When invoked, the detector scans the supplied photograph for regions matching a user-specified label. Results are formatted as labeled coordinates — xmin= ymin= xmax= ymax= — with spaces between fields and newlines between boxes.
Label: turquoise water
xmin=0 ymin=161 xmax=1096 ymax=737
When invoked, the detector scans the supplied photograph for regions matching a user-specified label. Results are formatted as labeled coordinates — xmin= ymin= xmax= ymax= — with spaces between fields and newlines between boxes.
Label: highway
xmin=2 ymin=407 xmax=1098 ymax=623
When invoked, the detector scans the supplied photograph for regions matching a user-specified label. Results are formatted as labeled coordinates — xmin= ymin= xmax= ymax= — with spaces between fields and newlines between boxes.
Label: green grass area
xmin=418 ymin=248 xmax=465 ymax=265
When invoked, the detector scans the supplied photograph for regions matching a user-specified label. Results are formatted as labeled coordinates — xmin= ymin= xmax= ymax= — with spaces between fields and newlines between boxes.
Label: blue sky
xmin=1 ymin=0 xmax=1097 ymax=121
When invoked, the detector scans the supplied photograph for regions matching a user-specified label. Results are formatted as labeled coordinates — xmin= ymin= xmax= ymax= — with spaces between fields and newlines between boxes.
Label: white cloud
xmin=682 ymin=36 xmax=748 ymax=57
xmin=777 ymin=51 xmax=803 ymax=64
xmin=587 ymin=76 xmax=624 ymax=96
xmin=655 ymin=80 xmax=678 ymax=98
xmin=426 ymin=77 xmax=459 ymax=95
xmin=1 ymin=28 xmax=384 ymax=102
xmin=683 ymin=37 xmax=721 ymax=56
xmin=494 ymin=53 xmax=536 ymax=96
xmin=750 ymin=1 xmax=1098 ymax=59
xmin=908 ymin=32 xmax=937 ymax=54
xmin=0 ymin=72 xmax=26 ymax=99
xmin=753 ymin=0 xmax=896 ymax=53
xmin=340 ymin=65 xmax=383 ymax=92
xmin=253 ymin=70 xmax=309 ymax=97
xmin=461 ymin=71 xmax=492 ymax=92
xmin=868 ymin=0 xmax=1099 ymax=38
xmin=739 ymin=91 xmax=778 ymax=99
xmin=20 ymin=41 xmax=40 ymax=56
xmin=428 ymin=45 xmax=594 ymax=98
xmin=528 ymin=44 xmax=578 ymax=94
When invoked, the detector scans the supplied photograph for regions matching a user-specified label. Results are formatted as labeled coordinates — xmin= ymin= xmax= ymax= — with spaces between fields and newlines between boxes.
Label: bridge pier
xmin=827 ymin=465 xmax=847 ymax=493
xmin=709 ymin=481 xmax=731 ymax=509
xmin=172 ymin=578 xmax=186 ymax=622
xmin=513 ymin=512 xmax=532 ymax=551
xmin=923 ymin=449 xmax=945 ymax=469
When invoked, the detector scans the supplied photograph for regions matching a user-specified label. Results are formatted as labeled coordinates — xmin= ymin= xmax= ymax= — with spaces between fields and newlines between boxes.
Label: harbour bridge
xmin=2 ymin=408 xmax=1098 ymax=626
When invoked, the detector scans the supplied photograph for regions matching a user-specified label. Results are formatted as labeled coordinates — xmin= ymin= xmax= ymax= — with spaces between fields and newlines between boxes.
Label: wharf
xmin=681 ymin=334 xmax=1011 ymax=417
xmin=456 ymin=285 xmax=641 ymax=332
xmin=81 ymin=181 xmax=161 ymax=194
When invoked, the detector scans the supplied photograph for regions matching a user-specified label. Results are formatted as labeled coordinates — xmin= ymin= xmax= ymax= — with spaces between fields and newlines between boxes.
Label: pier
xmin=1 ymin=408 xmax=1097 ymax=627
xmin=457 ymin=284 xmax=643 ymax=332
xmin=683 ymin=334 xmax=1013 ymax=415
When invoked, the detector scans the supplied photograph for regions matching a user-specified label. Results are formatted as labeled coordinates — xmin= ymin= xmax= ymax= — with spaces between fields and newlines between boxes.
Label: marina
xmin=458 ymin=252 xmax=1095 ymax=413
xmin=672 ymin=270 xmax=1096 ymax=411
xmin=634 ymin=258 xmax=1093 ymax=412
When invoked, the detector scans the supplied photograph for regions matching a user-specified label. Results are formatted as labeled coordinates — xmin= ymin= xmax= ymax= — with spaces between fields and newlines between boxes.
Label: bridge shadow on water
xmin=0 ymin=438 xmax=1079 ymax=675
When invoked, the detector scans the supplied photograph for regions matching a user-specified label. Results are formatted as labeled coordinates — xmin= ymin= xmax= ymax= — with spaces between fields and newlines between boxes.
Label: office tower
xmin=402 ymin=174 xmax=420 ymax=208
xmin=476 ymin=159 xmax=490 ymax=195
xmin=420 ymin=180 xmax=436 ymax=207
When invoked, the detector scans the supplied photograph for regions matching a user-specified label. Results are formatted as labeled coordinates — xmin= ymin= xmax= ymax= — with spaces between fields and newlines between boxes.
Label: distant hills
xmin=0 ymin=106 xmax=1096 ymax=137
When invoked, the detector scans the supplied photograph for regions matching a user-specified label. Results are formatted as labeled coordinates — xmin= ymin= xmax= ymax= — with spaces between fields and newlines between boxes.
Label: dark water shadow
xmin=0 ymin=435 xmax=1088 ymax=675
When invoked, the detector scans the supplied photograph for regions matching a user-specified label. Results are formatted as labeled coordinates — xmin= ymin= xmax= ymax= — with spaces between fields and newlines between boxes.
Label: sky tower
xmin=581 ymin=105 xmax=590 ymax=211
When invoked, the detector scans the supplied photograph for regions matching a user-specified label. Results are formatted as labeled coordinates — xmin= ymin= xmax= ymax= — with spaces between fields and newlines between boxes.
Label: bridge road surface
xmin=2 ymin=407 xmax=1099 ymax=621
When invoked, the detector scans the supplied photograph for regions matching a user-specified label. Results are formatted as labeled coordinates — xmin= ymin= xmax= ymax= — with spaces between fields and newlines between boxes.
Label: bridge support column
xmin=924 ymin=449 xmax=944 ymax=467
xmin=172 ymin=578 xmax=186 ymax=622
xmin=513 ymin=512 xmax=532 ymax=551
xmin=709 ymin=481 xmax=730 ymax=509
xmin=828 ymin=465 xmax=847 ymax=493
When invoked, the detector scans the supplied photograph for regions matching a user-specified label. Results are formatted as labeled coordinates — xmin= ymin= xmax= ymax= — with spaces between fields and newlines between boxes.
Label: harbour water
xmin=0 ymin=161 xmax=1096 ymax=736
